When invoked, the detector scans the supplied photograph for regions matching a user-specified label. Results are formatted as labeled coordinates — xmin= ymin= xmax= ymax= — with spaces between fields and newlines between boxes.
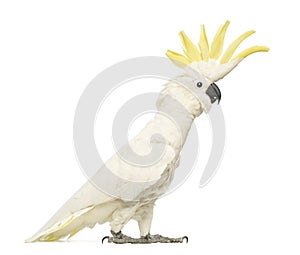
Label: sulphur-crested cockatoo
xmin=26 ymin=21 xmax=268 ymax=244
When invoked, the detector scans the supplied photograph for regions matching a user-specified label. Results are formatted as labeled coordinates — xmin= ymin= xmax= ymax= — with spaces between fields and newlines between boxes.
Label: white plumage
xmin=26 ymin=21 xmax=268 ymax=242
xmin=26 ymin=81 xmax=203 ymax=242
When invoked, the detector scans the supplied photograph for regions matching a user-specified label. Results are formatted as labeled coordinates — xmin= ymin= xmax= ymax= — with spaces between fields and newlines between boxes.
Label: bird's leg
xmin=102 ymin=230 xmax=137 ymax=244
xmin=102 ymin=204 xmax=187 ymax=244
xmin=137 ymin=204 xmax=188 ymax=243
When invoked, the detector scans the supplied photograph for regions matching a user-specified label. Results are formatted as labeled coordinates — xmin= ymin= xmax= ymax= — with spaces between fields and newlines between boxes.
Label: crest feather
xmin=220 ymin=30 xmax=255 ymax=64
xmin=165 ymin=21 xmax=269 ymax=81
xmin=232 ymin=46 xmax=270 ymax=62
xmin=166 ymin=50 xmax=191 ymax=65
xmin=210 ymin=21 xmax=230 ymax=59
xmin=179 ymin=31 xmax=202 ymax=61
xmin=199 ymin=25 xmax=210 ymax=61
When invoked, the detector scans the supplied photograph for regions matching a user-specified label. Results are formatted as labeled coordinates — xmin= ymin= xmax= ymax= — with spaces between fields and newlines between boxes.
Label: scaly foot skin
xmin=102 ymin=231 xmax=137 ymax=244
xmin=140 ymin=234 xmax=188 ymax=243
xmin=102 ymin=231 xmax=188 ymax=244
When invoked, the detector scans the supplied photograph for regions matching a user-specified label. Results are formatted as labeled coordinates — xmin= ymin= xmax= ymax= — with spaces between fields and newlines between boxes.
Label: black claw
xmin=182 ymin=236 xmax=188 ymax=243
xmin=102 ymin=236 xmax=109 ymax=244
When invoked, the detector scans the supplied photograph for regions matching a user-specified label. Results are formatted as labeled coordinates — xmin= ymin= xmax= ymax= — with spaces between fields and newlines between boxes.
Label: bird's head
xmin=166 ymin=21 xmax=269 ymax=113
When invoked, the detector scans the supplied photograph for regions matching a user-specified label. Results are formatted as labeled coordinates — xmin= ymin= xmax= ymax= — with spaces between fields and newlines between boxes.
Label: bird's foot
xmin=102 ymin=232 xmax=188 ymax=244
xmin=102 ymin=231 xmax=137 ymax=244
xmin=141 ymin=234 xmax=188 ymax=243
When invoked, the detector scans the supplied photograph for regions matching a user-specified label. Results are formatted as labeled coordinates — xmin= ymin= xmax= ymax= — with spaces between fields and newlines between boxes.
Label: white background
xmin=1 ymin=0 xmax=300 ymax=254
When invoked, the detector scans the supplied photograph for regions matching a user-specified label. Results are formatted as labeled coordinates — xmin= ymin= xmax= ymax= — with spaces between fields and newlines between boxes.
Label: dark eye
xmin=196 ymin=81 xmax=203 ymax=88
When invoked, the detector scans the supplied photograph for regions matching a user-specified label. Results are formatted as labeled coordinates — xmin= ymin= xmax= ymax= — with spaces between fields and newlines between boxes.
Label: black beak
xmin=206 ymin=83 xmax=221 ymax=104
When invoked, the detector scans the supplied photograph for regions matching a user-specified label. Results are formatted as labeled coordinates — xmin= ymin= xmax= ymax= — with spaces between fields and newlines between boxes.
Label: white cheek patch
xmin=197 ymin=91 xmax=212 ymax=113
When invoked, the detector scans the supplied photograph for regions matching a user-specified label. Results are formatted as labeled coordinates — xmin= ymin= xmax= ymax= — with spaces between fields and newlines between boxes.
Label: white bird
xmin=26 ymin=21 xmax=268 ymax=244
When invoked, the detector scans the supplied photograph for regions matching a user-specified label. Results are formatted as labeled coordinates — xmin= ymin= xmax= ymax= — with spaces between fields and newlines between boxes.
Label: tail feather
xmin=26 ymin=178 xmax=122 ymax=243
xmin=26 ymin=199 xmax=121 ymax=242
xmin=25 ymin=206 xmax=95 ymax=242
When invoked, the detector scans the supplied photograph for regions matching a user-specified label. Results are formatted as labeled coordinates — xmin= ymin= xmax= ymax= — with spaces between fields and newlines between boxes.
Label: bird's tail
xmin=25 ymin=201 xmax=119 ymax=242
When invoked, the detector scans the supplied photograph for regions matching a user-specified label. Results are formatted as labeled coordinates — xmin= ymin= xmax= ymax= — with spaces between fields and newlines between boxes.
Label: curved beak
xmin=206 ymin=83 xmax=221 ymax=104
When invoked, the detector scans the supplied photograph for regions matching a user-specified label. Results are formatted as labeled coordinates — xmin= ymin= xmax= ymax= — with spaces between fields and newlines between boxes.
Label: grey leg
xmin=102 ymin=230 xmax=137 ymax=244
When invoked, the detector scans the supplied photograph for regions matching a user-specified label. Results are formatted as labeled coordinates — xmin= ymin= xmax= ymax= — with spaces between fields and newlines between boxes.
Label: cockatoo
xmin=26 ymin=21 xmax=268 ymax=244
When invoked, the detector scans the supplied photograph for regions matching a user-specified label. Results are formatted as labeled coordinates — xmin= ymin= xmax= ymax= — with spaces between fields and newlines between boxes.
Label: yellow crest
xmin=166 ymin=21 xmax=269 ymax=82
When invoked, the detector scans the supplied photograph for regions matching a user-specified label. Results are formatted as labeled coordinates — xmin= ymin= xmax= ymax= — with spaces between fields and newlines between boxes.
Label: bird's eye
xmin=196 ymin=81 xmax=203 ymax=88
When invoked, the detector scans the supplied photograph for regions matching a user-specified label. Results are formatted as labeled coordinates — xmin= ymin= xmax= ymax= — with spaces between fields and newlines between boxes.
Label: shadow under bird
xmin=26 ymin=21 xmax=268 ymax=244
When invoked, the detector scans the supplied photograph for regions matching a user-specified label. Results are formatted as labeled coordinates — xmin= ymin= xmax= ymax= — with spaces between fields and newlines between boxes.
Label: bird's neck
xmin=154 ymin=82 xmax=203 ymax=150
